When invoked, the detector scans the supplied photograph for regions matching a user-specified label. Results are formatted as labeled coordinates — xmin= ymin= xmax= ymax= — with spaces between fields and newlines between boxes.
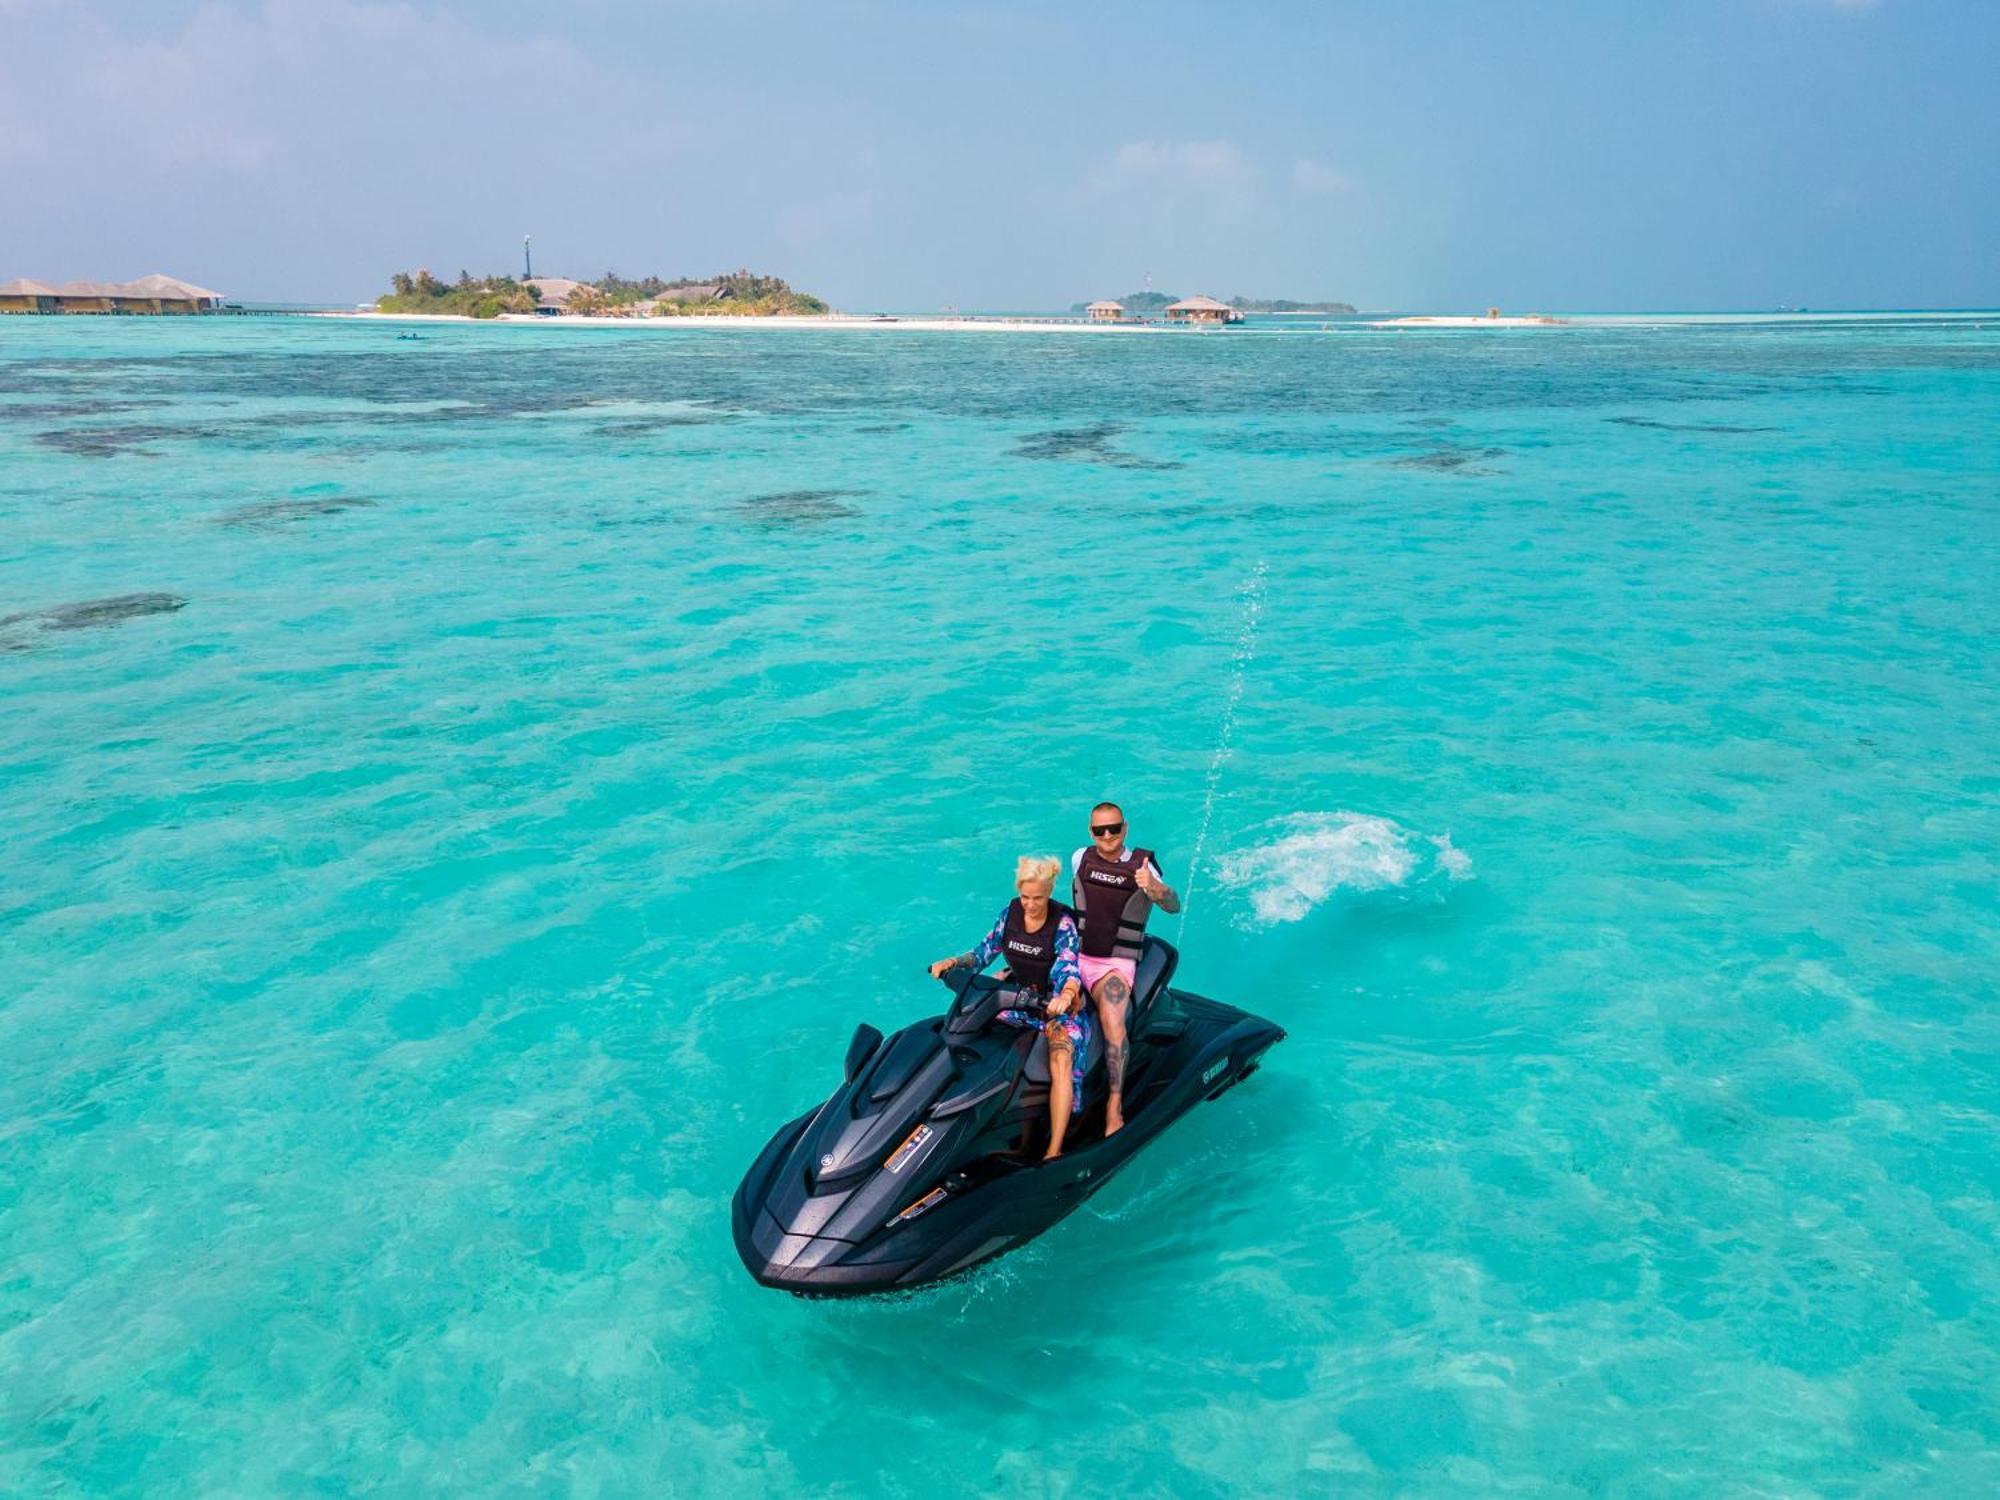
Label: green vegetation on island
xmin=376 ymin=268 xmax=829 ymax=319
xmin=1227 ymin=296 xmax=1358 ymax=314
xmin=1071 ymin=291 xmax=1358 ymax=315
xmin=595 ymin=271 xmax=828 ymax=316
xmin=379 ymin=270 xmax=536 ymax=318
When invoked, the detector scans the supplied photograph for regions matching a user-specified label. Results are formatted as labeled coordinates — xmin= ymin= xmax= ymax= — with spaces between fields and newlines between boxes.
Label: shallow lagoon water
xmin=2 ymin=313 xmax=1997 ymax=1495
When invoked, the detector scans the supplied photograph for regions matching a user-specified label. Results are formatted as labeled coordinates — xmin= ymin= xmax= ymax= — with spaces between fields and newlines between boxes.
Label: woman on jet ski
xmin=928 ymin=856 xmax=1092 ymax=1159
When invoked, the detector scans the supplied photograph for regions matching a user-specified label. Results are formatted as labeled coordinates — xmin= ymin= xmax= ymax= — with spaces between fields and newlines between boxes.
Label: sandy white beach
xmin=1372 ymin=314 xmax=1567 ymax=328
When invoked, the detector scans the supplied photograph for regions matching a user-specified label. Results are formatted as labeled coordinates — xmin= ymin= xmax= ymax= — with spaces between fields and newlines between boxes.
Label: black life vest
xmin=1000 ymin=898 xmax=1072 ymax=993
xmin=1072 ymin=845 xmax=1160 ymax=960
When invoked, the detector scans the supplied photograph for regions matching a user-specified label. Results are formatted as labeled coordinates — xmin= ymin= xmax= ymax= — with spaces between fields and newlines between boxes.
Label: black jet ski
xmin=732 ymin=937 xmax=1283 ymax=1295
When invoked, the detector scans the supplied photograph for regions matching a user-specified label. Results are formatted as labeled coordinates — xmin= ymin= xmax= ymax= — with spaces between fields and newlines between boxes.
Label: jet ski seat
xmin=1131 ymin=937 xmax=1174 ymax=1022
xmin=1019 ymin=938 xmax=1174 ymax=1088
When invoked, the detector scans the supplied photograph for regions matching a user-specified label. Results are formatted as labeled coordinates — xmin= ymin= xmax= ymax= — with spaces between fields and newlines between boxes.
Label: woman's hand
xmin=928 ymin=956 xmax=960 ymax=980
xmin=1048 ymin=981 xmax=1080 ymax=1016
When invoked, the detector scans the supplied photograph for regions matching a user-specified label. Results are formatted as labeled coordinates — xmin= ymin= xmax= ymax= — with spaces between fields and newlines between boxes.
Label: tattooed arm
xmin=929 ymin=907 xmax=1008 ymax=980
xmin=1138 ymin=859 xmax=1181 ymax=915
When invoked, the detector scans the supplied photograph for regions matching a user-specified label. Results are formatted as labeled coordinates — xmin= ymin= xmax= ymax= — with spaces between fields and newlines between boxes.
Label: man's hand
xmin=928 ymin=956 xmax=960 ymax=980
xmin=1136 ymin=861 xmax=1181 ymax=913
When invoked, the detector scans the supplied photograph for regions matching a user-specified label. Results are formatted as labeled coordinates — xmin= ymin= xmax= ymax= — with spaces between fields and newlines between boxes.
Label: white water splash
xmin=1178 ymin=561 xmax=1268 ymax=941
xmin=1214 ymin=812 xmax=1473 ymax=926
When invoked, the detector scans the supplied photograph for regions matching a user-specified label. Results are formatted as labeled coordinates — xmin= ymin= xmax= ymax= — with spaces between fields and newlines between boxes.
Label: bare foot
xmin=1104 ymin=1104 xmax=1124 ymax=1137
xmin=1042 ymin=1146 xmax=1063 ymax=1161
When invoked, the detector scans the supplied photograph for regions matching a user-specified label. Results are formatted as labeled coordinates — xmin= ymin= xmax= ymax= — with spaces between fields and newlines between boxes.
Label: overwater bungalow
xmin=117 ymin=273 xmax=227 ymax=312
xmin=0 ymin=274 xmax=225 ymax=314
xmin=0 ymin=278 xmax=60 ymax=314
xmin=1086 ymin=300 xmax=1125 ymax=323
xmin=1165 ymin=295 xmax=1242 ymax=326
xmin=54 ymin=282 xmax=116 ymax=313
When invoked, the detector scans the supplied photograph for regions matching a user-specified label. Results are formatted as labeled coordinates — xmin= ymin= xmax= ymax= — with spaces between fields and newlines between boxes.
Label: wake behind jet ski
xmin=731 ymin=936 xmax=1284 ymax=1295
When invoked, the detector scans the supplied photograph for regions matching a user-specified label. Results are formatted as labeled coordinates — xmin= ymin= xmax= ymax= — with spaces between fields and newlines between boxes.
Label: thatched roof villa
xmin=523 ymin=277 xmax=589 ymax=314
xmin=1165 ymin=295 xmax=1242 ymax=326
xmin=1086 ymin=300 xmax=1125 ymax=323
xmin=655 ymin=283 xmax=729 ymax=305
xmin=0 ymin=274 xmax=225 ymax=314
xmin=122 ymin=273 xmax=226 ymax=308
xmin=0 ymin=278 xmax=61 ymax=314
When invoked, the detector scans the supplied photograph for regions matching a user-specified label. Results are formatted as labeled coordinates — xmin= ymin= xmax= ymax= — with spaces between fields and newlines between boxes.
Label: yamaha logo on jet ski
xmin=731 ymin=937 xmax=1284 ymax=1296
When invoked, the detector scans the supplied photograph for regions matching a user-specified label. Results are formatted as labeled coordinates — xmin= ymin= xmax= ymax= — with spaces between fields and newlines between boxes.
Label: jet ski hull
xmin=733 ymin=958 xmax=1283 ymax=1296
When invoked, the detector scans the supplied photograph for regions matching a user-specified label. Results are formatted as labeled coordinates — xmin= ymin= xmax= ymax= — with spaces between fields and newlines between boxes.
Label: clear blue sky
xmin=4 ymin=0 xmax=1994 ymax=310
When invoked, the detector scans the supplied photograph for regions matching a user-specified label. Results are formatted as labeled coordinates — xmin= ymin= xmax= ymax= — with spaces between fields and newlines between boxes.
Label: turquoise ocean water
xmin=2 ymin=313 xmax=1996 ymax=1495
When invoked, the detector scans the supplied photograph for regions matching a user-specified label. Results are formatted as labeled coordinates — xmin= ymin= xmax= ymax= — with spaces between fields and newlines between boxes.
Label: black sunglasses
xmin=1090 ymin=821 xmax=1125 ymax=837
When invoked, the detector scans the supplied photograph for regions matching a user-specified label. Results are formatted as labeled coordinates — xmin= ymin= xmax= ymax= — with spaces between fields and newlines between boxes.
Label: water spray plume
xmin=1179 ymin=560 xmax=1267 ymax=941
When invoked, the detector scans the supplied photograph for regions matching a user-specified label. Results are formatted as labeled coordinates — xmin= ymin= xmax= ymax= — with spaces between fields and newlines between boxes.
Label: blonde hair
xmin=1015 ymin=854 xmax=1062 ymax=893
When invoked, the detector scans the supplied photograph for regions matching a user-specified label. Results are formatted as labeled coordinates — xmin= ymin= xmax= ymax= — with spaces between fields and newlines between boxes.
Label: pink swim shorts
xmin=1077 ymin=953 xmax=1137 ymax=992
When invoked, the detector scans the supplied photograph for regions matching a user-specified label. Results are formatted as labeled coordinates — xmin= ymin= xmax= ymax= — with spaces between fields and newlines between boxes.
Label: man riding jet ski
xmin=732 ymin=933 xmax=1283 ymax=1295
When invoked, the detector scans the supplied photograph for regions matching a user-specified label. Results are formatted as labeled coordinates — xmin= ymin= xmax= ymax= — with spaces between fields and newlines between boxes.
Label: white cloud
xmin=1290 ymin=158 xmax=1353 ymax=195
xmin=1114 ymin=138 xmax=1249 ymax=183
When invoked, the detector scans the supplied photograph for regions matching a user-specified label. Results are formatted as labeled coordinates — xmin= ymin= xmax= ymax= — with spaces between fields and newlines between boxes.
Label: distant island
xmin=376 ymin=268 xmax=828 ymax=319
xmin=1070 ymin=291 xmax=1357 ymax=316
xmin=1227 ymin=296 xmax=1359 ymax=314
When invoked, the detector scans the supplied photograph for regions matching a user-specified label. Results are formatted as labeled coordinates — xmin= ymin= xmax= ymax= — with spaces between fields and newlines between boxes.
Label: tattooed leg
xmin=1094 ymin=972 xmax=1132 ymax=1135
xmin=1044 ymin=1022 xmax=1074 ymax=1159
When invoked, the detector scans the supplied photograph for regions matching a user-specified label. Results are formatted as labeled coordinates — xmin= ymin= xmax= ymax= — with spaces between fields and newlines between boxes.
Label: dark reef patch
xmin=594 ymin=414 xmax=735 ymax=438
xmin=213 ymin=496 xmax=381 ymax=527
xmin=1608 ymin=416 xmax=1779 ymax=435
xmin=1013 ymin=422 xmax=1182 ymax=470
xmin=855 ymin=423 xmax=909 ymax=435
xmin=235 ymin=410 xmax=378 ymax=431
xmin=45 ymin=593 xmax=188 ymax=630
xmin=32 ymin=425 xmax=187 ymax=458
xmin=2 ymin=593 xmax=188 ymax=644
xmin=0 ymin=399 xmax=167 ymax=422
xmin=739 ymin=489 xmax=866 ymax=525
xmin=1388 ymin=444 xmax=1509 ymax=475
xmin=27 ymin=398 xmax=707 ymax=457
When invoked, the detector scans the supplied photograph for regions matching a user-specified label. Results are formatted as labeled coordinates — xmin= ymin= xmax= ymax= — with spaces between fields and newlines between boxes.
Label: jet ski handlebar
xmin=934 ymin=965 xmax=1049 ymax=1039
xmin=941 ymin=971 xmax=1023 ymax=1038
